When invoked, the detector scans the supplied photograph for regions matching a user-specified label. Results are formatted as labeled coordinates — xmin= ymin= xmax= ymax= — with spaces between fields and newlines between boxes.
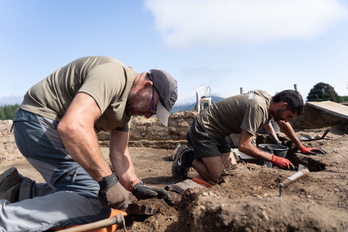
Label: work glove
xmin=98 ymin=174 xmax=129 ymax=209
xmin=299 ymin=146 xmax=326 ymax=155
xmin=271 ymin=155 xmax=294 ymax=169
xmin=132 ymin=182 xmax=172 ymax=204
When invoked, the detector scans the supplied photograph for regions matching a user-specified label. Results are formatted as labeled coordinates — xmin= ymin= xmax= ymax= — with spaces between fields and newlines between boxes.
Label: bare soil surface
xmin=1 ymin=127 xmax=348 ymax=232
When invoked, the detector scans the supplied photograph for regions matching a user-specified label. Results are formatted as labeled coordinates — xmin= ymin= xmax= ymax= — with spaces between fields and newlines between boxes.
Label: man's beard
xmin=273 ymin=108 xmax=286 ymax=121
xmin=126 ymin=93 xmax=148 ymax=116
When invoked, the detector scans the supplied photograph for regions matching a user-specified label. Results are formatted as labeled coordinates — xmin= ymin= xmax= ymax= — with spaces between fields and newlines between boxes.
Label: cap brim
xmin=156 ymin=101 xmax=170 ymax=126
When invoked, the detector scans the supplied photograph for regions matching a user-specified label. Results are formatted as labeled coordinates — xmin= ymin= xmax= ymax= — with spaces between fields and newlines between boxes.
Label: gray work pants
xmin=0 ymin=109 xmax=112 ymax=232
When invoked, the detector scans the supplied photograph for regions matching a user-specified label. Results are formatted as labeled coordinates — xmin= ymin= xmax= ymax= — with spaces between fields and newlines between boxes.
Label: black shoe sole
xmin=0 ymin=167 xmax=22 ymax=191
xmin=171 ymin=149 xmax=190 ymax=179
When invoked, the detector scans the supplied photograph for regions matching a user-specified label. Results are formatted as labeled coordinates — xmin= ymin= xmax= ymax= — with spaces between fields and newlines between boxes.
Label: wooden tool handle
xmin=58 ymin=214 xmax=124 ymax=232
xmin=281 ymin=169 xmax=310 ymax=187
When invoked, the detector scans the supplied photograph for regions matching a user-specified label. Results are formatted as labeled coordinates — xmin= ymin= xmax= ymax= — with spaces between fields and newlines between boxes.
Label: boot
xmin=171 ymin=147 xmax=195 ymax=179
xmin=0 ymin=167 xmax=23 ymax=203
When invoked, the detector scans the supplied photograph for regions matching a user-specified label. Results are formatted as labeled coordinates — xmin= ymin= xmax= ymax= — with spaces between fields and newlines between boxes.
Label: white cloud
xmin=145 ymin=0 xmax=348 ymax=47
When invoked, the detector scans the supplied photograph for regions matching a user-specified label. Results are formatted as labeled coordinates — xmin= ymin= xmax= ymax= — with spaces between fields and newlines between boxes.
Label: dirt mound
xmin=175 ymin=164 xmax=347 ymax=232
xmin=122 ymin=128 xmax=348 ymax=231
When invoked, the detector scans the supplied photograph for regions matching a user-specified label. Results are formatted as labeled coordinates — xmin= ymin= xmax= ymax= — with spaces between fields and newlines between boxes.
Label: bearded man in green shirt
xmin=0 ymin=56 xmax=177 ymax=231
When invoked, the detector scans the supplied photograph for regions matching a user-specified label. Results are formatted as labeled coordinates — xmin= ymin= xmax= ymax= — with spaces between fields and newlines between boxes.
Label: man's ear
xmin=280 ymin=102 xmax=288 ymax=109
xmin=143 ymin=79 xmax=153 ymax=88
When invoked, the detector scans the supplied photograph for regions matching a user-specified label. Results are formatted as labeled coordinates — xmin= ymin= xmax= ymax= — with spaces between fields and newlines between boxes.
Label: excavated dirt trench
xmin=122 ymin=128 xmax=348 ymax=232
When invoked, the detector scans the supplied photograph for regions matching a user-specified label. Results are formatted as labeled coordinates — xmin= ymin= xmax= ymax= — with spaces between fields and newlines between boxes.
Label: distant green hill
xmin=171 ymin=95 xmax=224 ymax=112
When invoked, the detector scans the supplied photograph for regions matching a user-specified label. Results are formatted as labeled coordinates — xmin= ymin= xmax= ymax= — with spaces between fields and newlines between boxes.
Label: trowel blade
xmin=298 ymin=164 xmax=306 ymax=171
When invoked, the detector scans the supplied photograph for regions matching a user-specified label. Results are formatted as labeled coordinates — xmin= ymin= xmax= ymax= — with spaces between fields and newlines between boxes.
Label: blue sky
xmin=1 ymin=0 xmax=348 ymax=106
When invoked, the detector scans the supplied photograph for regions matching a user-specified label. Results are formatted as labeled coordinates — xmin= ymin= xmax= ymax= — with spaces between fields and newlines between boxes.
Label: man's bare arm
xmin=264 ymin=122 xmax=280 ymax=143
xmin=109 ymin=129 xmax=139 ymax=191
xmin=276 ymin=120 xmax=303 ymax=148
xmin=238 ymin=129 xmax=294 ymax=169
xmin=57 ymin=92 xmax=112 ymax=181
xmin=238 ymin=130 xmax=273 ymax=161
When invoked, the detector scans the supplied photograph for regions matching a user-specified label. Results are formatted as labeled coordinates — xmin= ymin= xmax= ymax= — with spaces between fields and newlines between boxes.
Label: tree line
xmin=307 ymin=82 xmax=348 ymax=102
xmin=0 ymin=104 xmax=20 ymax=120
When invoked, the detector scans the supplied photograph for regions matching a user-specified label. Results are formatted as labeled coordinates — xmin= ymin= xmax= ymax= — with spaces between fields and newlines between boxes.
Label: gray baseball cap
xmin=147 ymin=69 xmax=178 ymax=126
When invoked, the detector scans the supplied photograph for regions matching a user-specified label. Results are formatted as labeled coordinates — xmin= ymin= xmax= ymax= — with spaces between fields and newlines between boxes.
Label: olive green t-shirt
xmin=21 ymin=56 xmax=138 ymax=132
xmin=197 ymin=90 xmax=272 ymax=138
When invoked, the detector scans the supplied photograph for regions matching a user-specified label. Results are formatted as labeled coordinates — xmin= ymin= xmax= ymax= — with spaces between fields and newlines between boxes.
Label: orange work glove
xmin=299 ymin=146 xmax=326 ymax=155
xmin=271 ymin=155 xmax=294 ymax=169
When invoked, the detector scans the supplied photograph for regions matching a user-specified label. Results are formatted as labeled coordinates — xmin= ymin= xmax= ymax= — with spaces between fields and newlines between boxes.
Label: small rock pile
xmin=0 ymin=120 xmax=22 ymax=162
